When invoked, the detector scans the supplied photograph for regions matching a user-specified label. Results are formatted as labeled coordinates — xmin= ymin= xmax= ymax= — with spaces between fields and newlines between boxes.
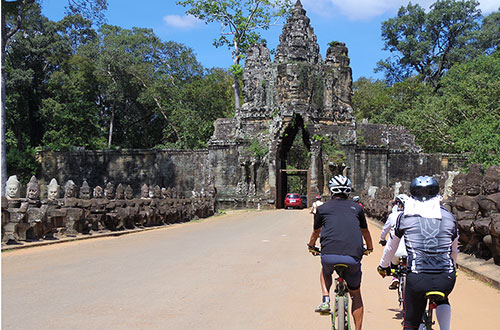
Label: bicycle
xmin=420 ymin=290 xmax=446 ymax=330
xmin=321 ymin=263 xmax=352 ymax=330
xmin=390 ymin=256 xmax=407 ymax=308
xmin=308 ymin=246 xmax=352 ymax=330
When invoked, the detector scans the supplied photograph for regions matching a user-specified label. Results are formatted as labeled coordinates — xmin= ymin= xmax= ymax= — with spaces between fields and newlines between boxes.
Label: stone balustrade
xmin=359 ymin=164 xmax=500 ymax=266
xmin=1 ymin=177 xmax=217 ymax=245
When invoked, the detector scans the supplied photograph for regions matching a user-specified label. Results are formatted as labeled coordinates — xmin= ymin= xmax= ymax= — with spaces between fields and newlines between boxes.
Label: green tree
xmin=351 ymin=77 xmax=391 ymax=121
xmin=1 ymin=0 xmax=107 ymax=190
xmin=177 ymin=0 xmax=292 ymax=112
xmin=428 ymin=51 xmax=500 ymax=165
xmin=1 ymin=0 xmax=37 ymax=192
xmin=65 ymin=0 xmax=108 ymax=26
xmin=377 ymin=0 xmax=482 ymax=88
xmin=4 ymin=3 xmax=76 ymax=179
xmin=162 ymin=68 xmax=234 ymax=149
xmin=477 ymin=9 xmax=500 ymax=54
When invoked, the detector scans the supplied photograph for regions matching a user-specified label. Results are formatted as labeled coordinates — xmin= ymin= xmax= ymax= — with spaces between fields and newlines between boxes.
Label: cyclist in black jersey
xmin=308 ymin=175 xmax=373 ymax=330
xmin=378 ymin=176 xmax=459 ymax=330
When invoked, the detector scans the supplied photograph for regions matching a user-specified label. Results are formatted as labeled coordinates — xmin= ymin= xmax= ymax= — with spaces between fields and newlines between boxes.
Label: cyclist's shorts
xmin=321 ymin=254 xmax=362 ymax=290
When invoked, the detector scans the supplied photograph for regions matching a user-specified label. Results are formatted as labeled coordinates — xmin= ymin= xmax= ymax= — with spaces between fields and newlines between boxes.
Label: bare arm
xmin=361 ymin=228 xmax=373 ymax=251
xmin=451 ymin=236 xmax=459 ymax=266
xmin=308 ymin=228 xmax=321 ymax=247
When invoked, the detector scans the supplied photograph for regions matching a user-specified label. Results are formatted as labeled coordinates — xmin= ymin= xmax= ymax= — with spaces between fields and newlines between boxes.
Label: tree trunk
xmin=233 ymin=76 xmax=241 ymax=111
xmin=233 ymin=56 xmax=241 ymax=115
xmin=107 ymin=102 xmax=115 ymax=148
xmin=1 ymin=52 xmax=7 ymax=195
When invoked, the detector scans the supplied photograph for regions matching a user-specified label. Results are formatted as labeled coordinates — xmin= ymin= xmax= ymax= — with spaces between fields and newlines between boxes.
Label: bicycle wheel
xmin=399 ymin=274 xmax=406 ymax=307
xmin=336 ymin=296 xmax=346 ymax=330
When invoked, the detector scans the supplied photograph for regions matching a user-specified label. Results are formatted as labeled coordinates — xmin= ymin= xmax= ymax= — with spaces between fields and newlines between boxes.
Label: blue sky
xmin=41 ymin=0 xmax=500 ymax=81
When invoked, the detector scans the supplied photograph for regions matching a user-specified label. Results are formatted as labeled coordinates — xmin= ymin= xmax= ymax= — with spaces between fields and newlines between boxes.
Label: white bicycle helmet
xmin=328 ymin=175 xmax=352 ymax=196
xmin=395 ymin=194 xmax=409 ymax=205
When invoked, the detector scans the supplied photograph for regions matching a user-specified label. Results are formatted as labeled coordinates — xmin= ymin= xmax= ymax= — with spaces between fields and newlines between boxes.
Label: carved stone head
xmin=64 ymin=180 xmax=77 ymax=198
xmin=452 ymin=173 xmax=467 ymax=196
xmin=465 ymin=164 xmax=482 ymax=196
xmin=47 ymin=178 xmax=60 ymax=201
xmin=26 ymin=176 xmax=41 ymax=200
xmin=141 ymin=184 xmax=150 ymax=199
xmin=79 ymin=180 xmax=91 ymax=200
xmin=482 ymin=165 xmax=500 ymax=195
xmin=93 ymin=186 xmax=103 ymax=198
xmin=104 ymin=182 xmax=115 ymax=200
xmin=125 ymin=185 xmax=134 ymax=200
xmin=5 ymin=175 xmax=20 ymax=199
xmin=153 ymin=185 xmax=161 ymax=199
xmin=115 ymin=183 xmax=125 ymax=200
xmin=161 ymin=187 xmax=168 ymax=199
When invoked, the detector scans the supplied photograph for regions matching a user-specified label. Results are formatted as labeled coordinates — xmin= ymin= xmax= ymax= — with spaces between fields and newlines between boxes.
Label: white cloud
xmin=301 ymin=0 xmax=500 ymax=21
xmin=479 ymin=0 xmax=500 ymax=13
xmin=163 ymin=14 xmax=203 ymax=29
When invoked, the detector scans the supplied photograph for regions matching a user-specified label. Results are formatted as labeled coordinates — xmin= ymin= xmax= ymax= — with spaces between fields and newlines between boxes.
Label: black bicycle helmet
xmin=328 ymin=175 xmax=352 ymax=196
xmin=410 ymin=176 xmax=439 ymax=201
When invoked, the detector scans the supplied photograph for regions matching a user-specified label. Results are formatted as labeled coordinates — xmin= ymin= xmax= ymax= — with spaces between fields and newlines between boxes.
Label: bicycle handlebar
xmin=308 ymin=244 xmax=372 ymax=256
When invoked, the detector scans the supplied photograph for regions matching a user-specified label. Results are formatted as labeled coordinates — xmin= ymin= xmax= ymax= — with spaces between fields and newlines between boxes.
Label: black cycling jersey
xmin=314 ymin=197 xmax=367 ymax=259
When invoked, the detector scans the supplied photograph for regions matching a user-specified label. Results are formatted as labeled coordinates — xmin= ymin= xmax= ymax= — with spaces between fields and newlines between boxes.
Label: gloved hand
xmin=307 ymin=244 xmax=320 ymax=256
xmin=377 ymin=265 xmax=392 ymax=278
xmin=363 ymin=248 xmax=373 ymax=255
xmin=379 ymin=239 xmax=387 ymax=246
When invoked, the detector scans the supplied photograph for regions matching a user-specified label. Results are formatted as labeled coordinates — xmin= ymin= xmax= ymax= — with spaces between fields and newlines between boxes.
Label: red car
xmin=284 ymin=193 xmax=303 ymax=209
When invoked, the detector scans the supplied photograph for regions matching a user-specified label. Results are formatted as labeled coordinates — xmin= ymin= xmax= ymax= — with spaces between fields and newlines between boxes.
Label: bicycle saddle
xmin=333 ymin=264 xmax=348 ymax=276
xmin=425 ymin=291 xmax=446 ymax=302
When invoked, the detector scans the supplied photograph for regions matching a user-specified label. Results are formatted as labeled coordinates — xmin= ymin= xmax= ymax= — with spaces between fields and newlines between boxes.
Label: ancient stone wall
xmin=360 ymin=164 xmax=500 ymax=266
xmin=38 ymin=149 xmax=210 ymax=197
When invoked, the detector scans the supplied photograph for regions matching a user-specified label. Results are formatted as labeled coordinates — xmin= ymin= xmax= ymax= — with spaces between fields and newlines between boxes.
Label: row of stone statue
xmin=4 ymin=175 xmax=208 ymax=201
xmin=362 ymin=164 xmax=500 ymax=266
xmin=2 ymin=175 xmax=217 ymax=245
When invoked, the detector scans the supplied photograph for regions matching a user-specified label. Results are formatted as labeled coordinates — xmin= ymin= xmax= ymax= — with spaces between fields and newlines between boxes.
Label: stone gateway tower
xmin=210 ymin=1 xmax=365 ymax=207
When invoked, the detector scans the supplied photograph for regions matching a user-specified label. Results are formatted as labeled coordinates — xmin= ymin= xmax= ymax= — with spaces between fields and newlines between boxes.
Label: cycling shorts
xmin=321 ymin=254 xmax=362 ymax=290
xmin=403 ymin=271 xmax=456 ymax=328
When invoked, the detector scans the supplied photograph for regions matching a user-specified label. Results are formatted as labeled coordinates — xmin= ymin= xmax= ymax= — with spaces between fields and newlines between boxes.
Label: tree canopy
xmin=177 ymin=0 xmax=293 ymax=110
xmin=4 ymin=2 xmax=234 ymax=182
xmin=376 ymin=0 xmax=482 ymax=87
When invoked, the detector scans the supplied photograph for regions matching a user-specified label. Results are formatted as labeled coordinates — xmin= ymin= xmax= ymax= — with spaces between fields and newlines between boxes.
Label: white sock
xmin=436 ymin=304 xmax=451 ymax=330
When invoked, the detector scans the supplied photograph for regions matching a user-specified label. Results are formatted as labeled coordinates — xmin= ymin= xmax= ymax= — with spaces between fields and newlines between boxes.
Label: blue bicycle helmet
xmin=410 ymin=176 xmax=439 ymax=201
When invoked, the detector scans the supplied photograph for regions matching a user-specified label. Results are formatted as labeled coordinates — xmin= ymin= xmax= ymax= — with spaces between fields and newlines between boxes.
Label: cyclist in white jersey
xmin=378 ymin=176 xmax=458 ymax=330
xmin=379 ymin=194 xmax=409 ymax=289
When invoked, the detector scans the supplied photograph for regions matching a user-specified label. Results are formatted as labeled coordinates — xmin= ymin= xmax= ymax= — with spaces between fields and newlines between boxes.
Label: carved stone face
xmin=104 ymin=183 xmax=115 ymax=200
xmin=115 ymin=184 xmax=124 ymax=200
xmin=141 ymin=185 xmax=149 ymax=198
xmin=6 ymin=182 xmax=20 ymax=199
xmin=125 ymin=186 xmax=134 ymax=200
xmin=93 ymin=186 xmax=103 ymax=198
xmin=161 ymin=188 xmax=168 ymax=199
xmin=26 ymin=183 xmax=40 ymax=200
xmin=48 ymin=186 xmax=59 ymax=201
xmin=65 ymin=181 xmax=77 ymax=198
xmin=79 ymin=187 xmax=91 ymax=200
xmin=153 ymin=186 xmax=161 ymax=199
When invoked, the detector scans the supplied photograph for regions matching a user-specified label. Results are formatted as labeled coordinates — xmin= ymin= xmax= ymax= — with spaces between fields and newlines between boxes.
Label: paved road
xmin=2 ymin=209 xmax=500 ymax=329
